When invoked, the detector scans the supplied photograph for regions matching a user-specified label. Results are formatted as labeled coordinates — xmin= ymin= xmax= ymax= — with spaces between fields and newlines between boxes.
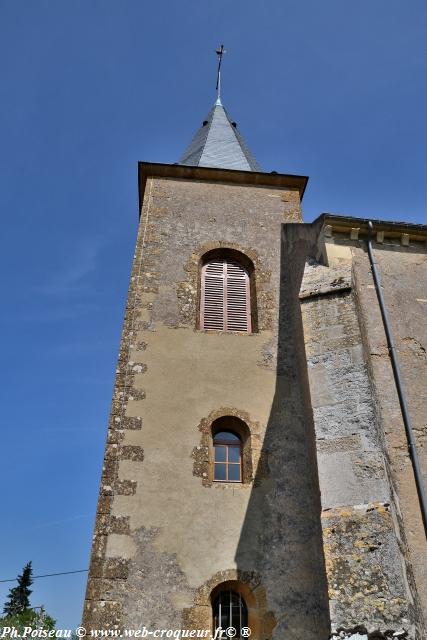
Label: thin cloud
xmin=37 ymin=427 xmax=100 ymax=432
xmin=36 ymin=238 xmax=105 ymax=296
xmin=18 ymin=302 xmax=100 ymax=323
xmin=29 ymin=514 xmax=93 ymax=531
xmin=46 ymin=339 xmax=109 ymax=357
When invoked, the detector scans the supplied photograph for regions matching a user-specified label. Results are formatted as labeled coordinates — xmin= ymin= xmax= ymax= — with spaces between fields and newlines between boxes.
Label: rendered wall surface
xmin=82 ymin=176 xmax=330 ymax=640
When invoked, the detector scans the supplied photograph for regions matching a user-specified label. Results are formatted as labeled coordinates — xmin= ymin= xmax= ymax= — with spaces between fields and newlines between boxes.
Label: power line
xmin=0 ymin=569 xmax=88 ymax=583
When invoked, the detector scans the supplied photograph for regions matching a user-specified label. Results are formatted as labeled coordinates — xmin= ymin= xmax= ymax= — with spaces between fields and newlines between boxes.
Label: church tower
xmin=82 ymin=49 xmax=330 ymax=639
xmin=83 ymin=50 xmax=426 ymax=639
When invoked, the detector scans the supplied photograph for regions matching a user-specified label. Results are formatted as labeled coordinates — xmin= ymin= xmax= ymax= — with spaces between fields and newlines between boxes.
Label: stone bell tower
xmin=82 ymin=50 xmax=331 ymax=639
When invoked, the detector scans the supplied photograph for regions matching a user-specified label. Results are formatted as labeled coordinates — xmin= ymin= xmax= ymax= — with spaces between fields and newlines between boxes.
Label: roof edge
xmin=138 ymin=162 xmax=309 ymax=215
xmin=312 ymin=213 xmax=427 ymax=239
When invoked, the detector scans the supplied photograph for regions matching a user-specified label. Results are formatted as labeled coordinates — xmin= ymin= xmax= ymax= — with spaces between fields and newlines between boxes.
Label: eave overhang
xmin=314 ymin=213 xmax=427 ymax=242
xmin=138 ymin=162 xmax=308 ymax=215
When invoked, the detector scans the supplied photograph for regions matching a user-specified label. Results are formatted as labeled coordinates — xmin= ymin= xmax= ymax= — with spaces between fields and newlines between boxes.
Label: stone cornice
xmin=314 ymin=213 xmax=427 ymax=246
xmin=138 ymin=162 xmax=308 ymax=214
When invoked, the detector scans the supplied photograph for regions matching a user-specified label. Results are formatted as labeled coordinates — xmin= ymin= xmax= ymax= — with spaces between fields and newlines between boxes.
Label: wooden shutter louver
xmin=202 ymin=259 xmax=224 ymax=330
xmin=201 ymin=257 xmax=251 ymax=332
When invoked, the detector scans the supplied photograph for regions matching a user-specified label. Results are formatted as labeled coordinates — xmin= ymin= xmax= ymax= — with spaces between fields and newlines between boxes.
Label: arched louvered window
xmin=201 ymin=257 xmax=252 ymax=332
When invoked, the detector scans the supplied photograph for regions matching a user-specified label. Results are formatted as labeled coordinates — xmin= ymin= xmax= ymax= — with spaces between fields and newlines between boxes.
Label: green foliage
xmin=0 ymin=607 xmax=56 ymax=632
xmin=3 ymin=562 xmax=33 ymax=616
xmin=1 ymin=563 xmax=56 ymax=633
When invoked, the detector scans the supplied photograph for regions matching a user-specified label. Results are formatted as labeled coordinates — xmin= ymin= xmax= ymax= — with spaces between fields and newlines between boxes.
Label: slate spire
xmin=179 ymin=98 xmax=261 ymax=172
xmin=179 ymin=44 xmax=261 ymax=172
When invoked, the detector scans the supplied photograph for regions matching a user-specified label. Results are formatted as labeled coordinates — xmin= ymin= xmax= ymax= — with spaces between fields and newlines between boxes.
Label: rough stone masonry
xmin=298 ymin=218 xmax=427 ymax=639
xmin=82 ymin=162 xmax=427 ymax=639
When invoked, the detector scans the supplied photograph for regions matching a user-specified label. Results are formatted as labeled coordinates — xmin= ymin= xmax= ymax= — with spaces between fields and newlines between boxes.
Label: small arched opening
xmin=212 ymin=588 xmax=248 ymax=638
xmin=211 ymin=416 xmax=253 ymax=484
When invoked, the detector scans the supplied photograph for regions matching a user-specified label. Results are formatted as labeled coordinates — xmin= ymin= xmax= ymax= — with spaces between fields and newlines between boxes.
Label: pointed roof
xmin=179 ymin=98 xmax=261 ymax=172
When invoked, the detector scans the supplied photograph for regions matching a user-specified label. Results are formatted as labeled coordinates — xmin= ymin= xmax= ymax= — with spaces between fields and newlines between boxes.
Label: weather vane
xmin=215 ymin=44 xmax=226 ymax=102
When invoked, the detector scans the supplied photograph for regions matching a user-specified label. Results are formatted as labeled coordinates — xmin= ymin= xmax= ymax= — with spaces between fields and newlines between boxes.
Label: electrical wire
xmin=0 ymin=569 xmax=88 ymax=583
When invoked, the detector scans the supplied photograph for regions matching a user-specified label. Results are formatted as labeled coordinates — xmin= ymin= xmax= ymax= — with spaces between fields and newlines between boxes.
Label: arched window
xmin=213 ymin=590 xmax=248 ymax=638
xmin=213 ymin=430 xmax=242 ymax=482
xmin=200 ymin=255 xmax=252 ymax=333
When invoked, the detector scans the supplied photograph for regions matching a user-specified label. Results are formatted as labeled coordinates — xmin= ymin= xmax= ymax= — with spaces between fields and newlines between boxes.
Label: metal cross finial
xmin=215 ymin=44 xmax=226 ymax=102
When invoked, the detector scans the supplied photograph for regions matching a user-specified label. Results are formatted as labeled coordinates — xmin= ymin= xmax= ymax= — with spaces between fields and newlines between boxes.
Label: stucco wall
xmin=83 ymin=177 xmax=330 ymax=639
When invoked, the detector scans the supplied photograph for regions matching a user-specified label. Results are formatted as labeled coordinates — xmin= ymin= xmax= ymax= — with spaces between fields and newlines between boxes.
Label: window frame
xmin=213 ymin=431 xmax=243 ymax=483
xmin=210 ymin=416 xmax=252 ymax=486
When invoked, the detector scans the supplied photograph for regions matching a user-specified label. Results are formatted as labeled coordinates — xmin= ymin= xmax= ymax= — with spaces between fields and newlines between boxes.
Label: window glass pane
xmin=214 ymin=431 xmax=240 ymax=443
xmin=214 ymin=464 xmax=227 ymax=481
xmin=214 ymin=445 xmax=227 ymax=462
xmin=228 ymin=464 xmax=241 ymax=482
xmin=228 ymin=445 xmax=240 ymax=463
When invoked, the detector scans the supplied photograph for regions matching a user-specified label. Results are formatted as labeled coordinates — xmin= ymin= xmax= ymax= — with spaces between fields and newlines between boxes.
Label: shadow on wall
xmin=233 ymin=221 xmax=331 ymax=640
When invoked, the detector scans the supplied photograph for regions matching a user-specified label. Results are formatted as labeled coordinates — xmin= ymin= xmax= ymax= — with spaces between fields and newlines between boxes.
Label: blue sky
xmin=1 ymin=0 xmax=426 ymax=630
